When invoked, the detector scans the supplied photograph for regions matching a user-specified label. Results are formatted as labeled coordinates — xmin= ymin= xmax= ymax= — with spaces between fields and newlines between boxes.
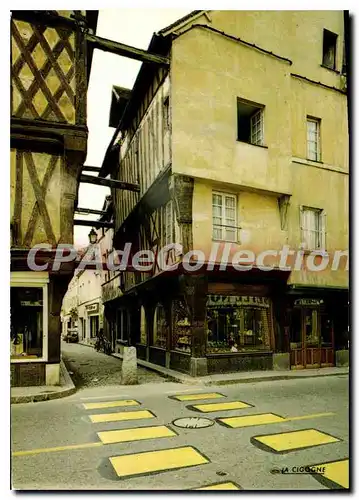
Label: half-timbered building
xmin=10 ymin=10 xmax=98 ymax=386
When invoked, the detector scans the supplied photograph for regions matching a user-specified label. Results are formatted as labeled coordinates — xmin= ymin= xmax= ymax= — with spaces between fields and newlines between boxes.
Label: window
xmin=172 ymin=299 xmax=191 ymax=353
xmin=322 ymin=29 xmax=338 ymax=70
xmin=163 ymin=96 xmax=170 ymax=131
xmin=307 ymin=118 xmax=321 ymax=161
xmin=153 ymin=304 xmax=168 ymax=348
xmin=162 ymin=200 xmax=174 ymax=246
xmin=212 ymin=192 xmax=237 ymax=242
xmin=300 ymin=206 xmax=326 ymax=250
xmin=237 ymin=98 xmax=264 ymax=146
xmin=206 ymin=295 xmax=271 ymax=353
xmin=116 ymin=309 xmax=129 ymax=341
xmin=140 ymin=306 xmax=147 ymax=345
xmin=90 ymin=315 xmax=99 ymax=338
xmin=11 ymin=287 xmax=44 ymax=359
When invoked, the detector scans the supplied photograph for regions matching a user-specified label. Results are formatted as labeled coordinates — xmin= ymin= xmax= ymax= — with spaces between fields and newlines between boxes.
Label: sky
xmin=74 ymin=9 xmax=191 ymax=246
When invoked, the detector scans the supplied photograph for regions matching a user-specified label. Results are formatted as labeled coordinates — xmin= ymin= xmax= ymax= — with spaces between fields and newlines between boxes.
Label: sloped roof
xmin=157 ymin=10 xmax=202 ymax=35
xmin=100 ymin=10 xmax=209 ymax=176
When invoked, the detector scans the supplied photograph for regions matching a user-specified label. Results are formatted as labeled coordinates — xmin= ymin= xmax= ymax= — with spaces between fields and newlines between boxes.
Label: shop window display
xmin=172 ymin=299 xmax=191 ymax=353
xmin=10 ymin=287 xmax=43 ymax=358
xmin=206 ymin=295 xmax=271 ymax=353
xmin=153 ymin=304 xmax=168 ymax=349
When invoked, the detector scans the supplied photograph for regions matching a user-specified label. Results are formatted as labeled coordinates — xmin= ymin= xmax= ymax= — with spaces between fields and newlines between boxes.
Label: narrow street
xmin=61 ymin=342 xmax=166 ymax=388
xmin=11 ymin=351 xmax=349 ymax=490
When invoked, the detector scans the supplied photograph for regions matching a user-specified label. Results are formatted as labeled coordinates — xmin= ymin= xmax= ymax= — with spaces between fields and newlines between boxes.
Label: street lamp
xmin=88 ymin=227 xmax=97 ymax=244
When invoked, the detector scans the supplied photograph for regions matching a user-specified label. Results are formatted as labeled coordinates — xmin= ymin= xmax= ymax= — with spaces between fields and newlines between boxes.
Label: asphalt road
xmin=11 ymin=347 xmax=349 ymax=491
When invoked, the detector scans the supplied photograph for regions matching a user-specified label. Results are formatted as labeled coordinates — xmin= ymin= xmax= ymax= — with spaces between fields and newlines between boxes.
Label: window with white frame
xmin=307 ymin=118 xmax=321 ymax=161
xmin=250 ymin=109 xmax=263 ymax=146
xmin=237 ymin=98 xmax=264 ymax=146
xmin=300 ymin=206 xmax=326 ymax=250
xmin=212 ymin=192 xmax=237 ymax=242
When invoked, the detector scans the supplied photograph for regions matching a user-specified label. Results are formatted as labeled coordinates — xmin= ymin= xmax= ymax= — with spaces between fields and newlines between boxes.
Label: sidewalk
xmin=11 ymin=359 xmax=76 ymax=404
xmin=112 ymin=352 xmax=349 ymax=386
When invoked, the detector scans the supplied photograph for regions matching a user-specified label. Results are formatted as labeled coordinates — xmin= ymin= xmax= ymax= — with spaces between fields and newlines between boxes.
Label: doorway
xmin=290 ymin=306 xmax=334 ymax=369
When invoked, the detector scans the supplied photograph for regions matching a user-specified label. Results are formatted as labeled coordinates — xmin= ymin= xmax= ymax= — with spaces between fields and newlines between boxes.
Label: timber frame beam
xmin=82 ymin=166 xmax=101 ymax=173
xmin=80 ymin=174 xmax=140 ymax=192
xmin=75 ymin=208 xmax=108 ymax=216
xmin=73 ymin=220 xmax=114 ymax=229
xmin=86 ymin=33 xmax=170 ymax=66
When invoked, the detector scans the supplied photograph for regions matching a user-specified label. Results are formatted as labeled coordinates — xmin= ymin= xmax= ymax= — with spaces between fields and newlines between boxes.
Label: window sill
xmin=302 ymin=248 xmax=328 ymax=254
xmin=320 ymin=64 xmax=340 ymax=74
xmin=11 ymin=356 xmax=47 ymax=363
xmin=306 ymin=158 xmax=323 ymax=164
xmin=292 ymin=157 xmax=347 ymax=174
xmin=170 ymin=349 xmax=191 ymax=356
xmin=212 ymin=238 xmax=240 ymax=244
xmin=236 ymin=140 xmax=268 ymax=149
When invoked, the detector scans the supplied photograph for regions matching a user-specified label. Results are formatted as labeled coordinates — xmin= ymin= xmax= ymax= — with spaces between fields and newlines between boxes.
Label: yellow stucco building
xmin=101 ymin=10 xmax=349 ymax=375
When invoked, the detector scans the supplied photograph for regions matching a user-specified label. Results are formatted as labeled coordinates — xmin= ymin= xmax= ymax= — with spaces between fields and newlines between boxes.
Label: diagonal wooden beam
xmin=86 ymin=33 xmax=169 ymax=66
xmin=80 ymin=173 xmax=140 ymax=192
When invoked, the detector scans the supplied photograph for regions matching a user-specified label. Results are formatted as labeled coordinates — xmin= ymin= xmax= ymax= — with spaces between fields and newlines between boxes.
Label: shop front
xmin=130 ymin=274 xmax=279 ymax=376
xmin=10 ymin=271 xmax=50 ymax=386
xmin=289 ymin=298 xmax=334 ymax=368
xmin=287 ymin=287 xmax=349 ymax=369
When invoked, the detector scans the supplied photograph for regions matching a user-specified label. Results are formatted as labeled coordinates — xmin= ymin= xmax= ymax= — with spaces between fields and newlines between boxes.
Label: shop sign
xmin=86 ymin=303 xmax=99 ymax=314
xmin=294 ymin=298 xmax=323 ymax=306
xmin=207 ymin=295 xmax=270 ymax=308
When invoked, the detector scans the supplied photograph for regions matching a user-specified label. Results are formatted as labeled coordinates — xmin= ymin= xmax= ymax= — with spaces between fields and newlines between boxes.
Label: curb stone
xmin=111 ymin=353 xmax=349 ymax=386
xmin=11 ymin=360 xmax=76 ymax=404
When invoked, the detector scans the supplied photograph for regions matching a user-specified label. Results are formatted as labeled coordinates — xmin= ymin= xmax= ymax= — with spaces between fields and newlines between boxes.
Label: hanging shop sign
xmin=207 ymin=295 xmax=270 ymax=308
xmin=86 ymin=303 xmax=99 ymax=314
xmin=294 ymin=298 xmax=323 ymax=306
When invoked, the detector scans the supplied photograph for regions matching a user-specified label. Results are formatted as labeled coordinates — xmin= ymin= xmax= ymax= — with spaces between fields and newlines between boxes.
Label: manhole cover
xmin=172 ymin=417 xmax=214 ymax=429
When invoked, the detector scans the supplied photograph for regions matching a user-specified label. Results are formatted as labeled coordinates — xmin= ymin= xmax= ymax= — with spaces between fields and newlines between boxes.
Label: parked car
xmin=64 ymin=329 xmax=79 ymax=343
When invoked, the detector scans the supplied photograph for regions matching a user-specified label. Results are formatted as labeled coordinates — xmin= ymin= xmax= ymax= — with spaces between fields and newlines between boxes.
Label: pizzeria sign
xmin=86 ymin=303 xmax=99 ymax=313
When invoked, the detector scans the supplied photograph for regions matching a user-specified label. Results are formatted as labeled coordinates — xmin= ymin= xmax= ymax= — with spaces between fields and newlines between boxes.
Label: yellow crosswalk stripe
xmin=110 ymin=446 xmax=209 ymax=478
xmin=83 ymin=400 xmax=140 ymax=410
xmin=97 ymin=425 xmax=176 ymax=444
xmin=219 ymin=413 xmax=285 ymax=428
xmin=190 ymin=401 xmax=252 ymax=413
xmin=218 ymin=412 xmax=335 ymax=428
xmin=170 ymin=392 xmax=225 ymax=401
xmin=251 ymin=428 xmax=340 ymax=453
xmin=195 ymin=482 xmax=241 ymax=490
xmin=89 ymin=409 xmax=155 ymax=423
xmin=309 ymin=459 xmax=349 ymax=489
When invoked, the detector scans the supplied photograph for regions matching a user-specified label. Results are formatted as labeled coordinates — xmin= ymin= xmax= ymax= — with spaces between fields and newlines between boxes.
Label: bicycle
xmin=94 ymin=335 xmax=112 ymax=355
